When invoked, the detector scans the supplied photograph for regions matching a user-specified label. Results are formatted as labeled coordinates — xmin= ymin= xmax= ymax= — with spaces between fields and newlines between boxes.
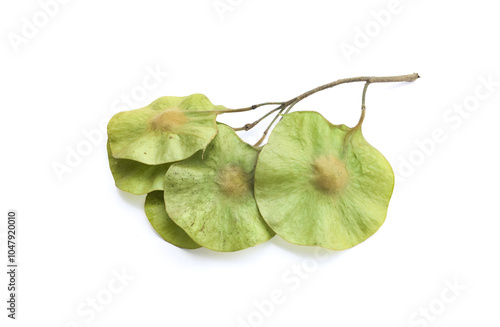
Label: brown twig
xmin=219 ymin=73 xmax=419 ymax=145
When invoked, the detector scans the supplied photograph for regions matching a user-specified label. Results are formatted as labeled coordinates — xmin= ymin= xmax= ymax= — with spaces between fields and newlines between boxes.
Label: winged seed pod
xmin=107 ymin=141 xmax=171 ymax=195
xmin=163 ymin=123 xmax=275 ymax=252
xmin=254 ymin=111 xmax=394 ymax=250
xmin=145 ymin=191 xmax=201 ymax=249
xmin=107 ymin=94 xmax=222 ymax=165
xmin=106 ymin=73 xmax=418 ymax=253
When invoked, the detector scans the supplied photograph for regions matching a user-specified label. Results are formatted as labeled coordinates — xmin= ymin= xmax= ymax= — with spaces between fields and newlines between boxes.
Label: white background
xmin=1 ymin=1 xmax=499 ymax=326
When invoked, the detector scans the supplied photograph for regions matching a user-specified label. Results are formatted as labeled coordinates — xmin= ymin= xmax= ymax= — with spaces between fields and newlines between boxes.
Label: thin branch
xmin=216 ymin=101 xmax=284 ymax=114
xmin=233 ymin=105 xmax=285 ymax=131
xmin=361 ymin=82 xmax=370 ymax=110
xmin=222 ymin=73 xmax=419 ymax=140
xmin=254 ymin=108 xmax=285 ymax=147
xmin=283 ymin=98 xmax=301 ymax=115
xmin=224 ymin=73 xmax=418 ymax=116
xmin=283 ymin=73 xmax=419 ymax=110
xmin=354 ymin=82 xmax=370 ymax=129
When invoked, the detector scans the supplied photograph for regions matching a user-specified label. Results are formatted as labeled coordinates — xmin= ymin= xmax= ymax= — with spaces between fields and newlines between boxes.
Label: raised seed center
xmin=216 ymin=165 xmax=251 ymax=198
xmin=150 ymin=109 xmax=188 ymax=132
xmin=311 ymin=155 xmax=348 ymax=193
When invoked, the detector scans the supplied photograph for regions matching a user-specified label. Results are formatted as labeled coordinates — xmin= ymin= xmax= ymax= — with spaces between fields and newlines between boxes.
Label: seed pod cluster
xmin=107 ymin=93 xmax=395 ymax=252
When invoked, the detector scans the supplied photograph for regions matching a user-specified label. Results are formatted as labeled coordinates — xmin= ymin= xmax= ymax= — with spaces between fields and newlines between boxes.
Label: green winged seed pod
xmin=145 ymin=191 xmax=200 ymax=249
xmin=164 ymin=123 xmax=275 ymax=252
xmin=107 ymin=141 xmax=170 ymax=195
xmin=254 ymin=111 xmax=394 ymax=250
xmin=107 ymin=94 xmax=223 ymax=165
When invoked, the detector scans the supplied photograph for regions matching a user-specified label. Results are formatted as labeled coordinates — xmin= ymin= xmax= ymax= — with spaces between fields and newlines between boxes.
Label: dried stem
xmin=233 ymin=105 xmax=285 ymax=131
xmin=361 ymin=81 xmax=370 ymax=110
xmin=254 ymin=108 xmax=285 ymax=147
xmin=218 ymin=73 xmax=419 ymax=145
xmin=286 ymin=73 xmax=418 ymax=108
xmin=354 ymin=82 xmax=370 ymax=129
xmin=215 ymin=102 xmax=284 ymax=114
